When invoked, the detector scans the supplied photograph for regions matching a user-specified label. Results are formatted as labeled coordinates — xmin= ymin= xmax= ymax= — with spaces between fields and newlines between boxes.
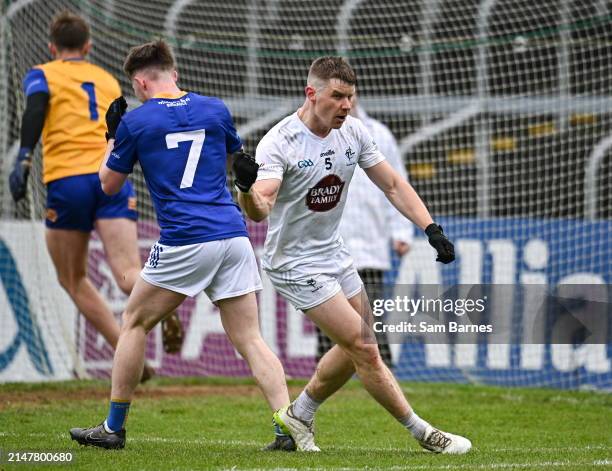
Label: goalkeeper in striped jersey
xmin=7 ymin=12 xmax=183 ymax=367
xmin=236 ymin=56 xmax=471 ymax=454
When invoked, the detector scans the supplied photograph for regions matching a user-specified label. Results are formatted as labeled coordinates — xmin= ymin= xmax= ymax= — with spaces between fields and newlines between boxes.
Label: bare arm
xmin=364 ymin=160 xmax=433 ymax=230
xmin=237 ymin=179 xmax=281 ymax=222
xmin=98 ymin=139 xmax=128 ymax=195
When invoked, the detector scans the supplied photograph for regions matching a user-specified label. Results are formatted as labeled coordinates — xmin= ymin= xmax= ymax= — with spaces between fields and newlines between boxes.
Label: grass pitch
xmin=0 ymin=377 xmax=610 ymax=470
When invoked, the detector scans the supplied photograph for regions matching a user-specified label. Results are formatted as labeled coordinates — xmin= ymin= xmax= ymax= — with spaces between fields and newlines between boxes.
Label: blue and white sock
xmin=104 ymin=399 xmax=131 ymax=433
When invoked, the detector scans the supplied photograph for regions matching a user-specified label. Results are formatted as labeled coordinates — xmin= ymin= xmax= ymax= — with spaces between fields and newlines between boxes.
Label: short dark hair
xmin=49 ymin=11 xmax=90 ymax=51
xmin=308 ymin=56 xmax=356 ymax=87
xmin=123 ymin=40 xmax=176 ymax=79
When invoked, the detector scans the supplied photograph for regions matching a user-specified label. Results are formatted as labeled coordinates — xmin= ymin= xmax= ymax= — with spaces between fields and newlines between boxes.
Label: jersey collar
xmin=152 ymin=91 xmax=188 ymax=99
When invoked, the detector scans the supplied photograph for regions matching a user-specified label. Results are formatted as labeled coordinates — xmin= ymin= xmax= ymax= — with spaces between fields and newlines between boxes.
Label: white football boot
xmin=418 ymin=425 xmax=472 ymax=454
xmin=273 ymin=404 xmax=320 ymax=452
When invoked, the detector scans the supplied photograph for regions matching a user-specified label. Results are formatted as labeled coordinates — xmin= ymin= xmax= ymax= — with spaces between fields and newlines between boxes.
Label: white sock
xmin=103 ymin=420 xmax=115 ymax=433
xmin=292 ymin=390 xmax=322 ymax=423
xmin=399 ymin=411 xmax=429 ymax=440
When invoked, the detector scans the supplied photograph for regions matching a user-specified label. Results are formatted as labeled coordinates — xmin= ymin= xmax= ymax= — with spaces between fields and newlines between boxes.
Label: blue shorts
xmin=46 ymin=173 xmax=138 ymax=232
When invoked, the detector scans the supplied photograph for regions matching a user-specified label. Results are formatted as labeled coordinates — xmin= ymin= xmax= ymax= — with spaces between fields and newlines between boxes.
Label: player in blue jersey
xmin=69 ymin=40 xmax=290 ymax=449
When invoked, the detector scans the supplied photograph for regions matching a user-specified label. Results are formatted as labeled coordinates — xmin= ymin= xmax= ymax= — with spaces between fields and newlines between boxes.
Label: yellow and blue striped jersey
xmin=23 ymin=59 xmax=121 ymax=183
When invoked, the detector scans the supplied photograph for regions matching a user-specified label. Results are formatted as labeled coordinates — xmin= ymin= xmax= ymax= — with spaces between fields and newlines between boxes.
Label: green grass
xmin=1 ymin=378 xmax=611 ymax=470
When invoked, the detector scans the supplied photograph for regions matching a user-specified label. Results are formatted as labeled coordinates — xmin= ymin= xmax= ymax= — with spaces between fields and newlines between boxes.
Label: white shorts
xmin=265 ymin=245 xmax=363 ymax=311
xmin=141 ymin=236 xmax=262 ymax=301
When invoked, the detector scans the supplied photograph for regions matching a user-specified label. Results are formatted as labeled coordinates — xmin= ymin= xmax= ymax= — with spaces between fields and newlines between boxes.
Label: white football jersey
xmin=256 ymin=112 xmax=385 ymax=271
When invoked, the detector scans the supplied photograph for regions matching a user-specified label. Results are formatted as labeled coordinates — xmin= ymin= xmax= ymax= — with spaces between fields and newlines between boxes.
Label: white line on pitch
xmin=217 ymin=462 xmax=612 ymax=471
xmin=3 ymin=432 xmax=611 ymax=456
xmin=91 ymin=436 xmax=612 ymax=455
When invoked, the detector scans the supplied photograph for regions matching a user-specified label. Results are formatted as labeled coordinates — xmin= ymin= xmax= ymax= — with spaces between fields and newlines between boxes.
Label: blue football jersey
xmin=107 ymin=92 xmax=247 ymax=245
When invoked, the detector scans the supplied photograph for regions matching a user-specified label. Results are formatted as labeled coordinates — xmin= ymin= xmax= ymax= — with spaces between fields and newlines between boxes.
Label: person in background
xmin=316 ymin=98 xmax=414 ymax=368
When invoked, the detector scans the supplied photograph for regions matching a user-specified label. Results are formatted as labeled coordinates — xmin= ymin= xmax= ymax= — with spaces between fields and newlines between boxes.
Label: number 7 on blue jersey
xmin=165 ymin=129 xmax=206 ymax=189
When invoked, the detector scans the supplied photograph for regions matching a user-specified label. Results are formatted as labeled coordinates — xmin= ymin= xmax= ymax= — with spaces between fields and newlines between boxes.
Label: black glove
xmin=232 ymin=151 xmax=259 ymax=193
xmin=105 ymin=96 xmax=128 ymax=141
xmin=425 ymin=223 xmax=455 ymax=264
xmin=9 ymin=147 xmax=32 ymax=202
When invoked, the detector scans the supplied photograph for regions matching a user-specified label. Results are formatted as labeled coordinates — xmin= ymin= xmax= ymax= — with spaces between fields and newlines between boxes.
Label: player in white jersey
xmin=234 ymin=56 xmax=471 ymax=454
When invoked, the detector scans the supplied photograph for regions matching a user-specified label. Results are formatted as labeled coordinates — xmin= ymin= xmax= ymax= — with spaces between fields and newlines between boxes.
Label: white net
xmin=0 ymin=0 xmax=610 ymax=389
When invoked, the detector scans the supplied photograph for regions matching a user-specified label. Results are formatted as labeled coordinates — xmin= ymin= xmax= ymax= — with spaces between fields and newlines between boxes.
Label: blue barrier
xmin=389 ymin=217 xmax=611 ymax=390
xmin=0 ymin=239 xmax=53 ymax=376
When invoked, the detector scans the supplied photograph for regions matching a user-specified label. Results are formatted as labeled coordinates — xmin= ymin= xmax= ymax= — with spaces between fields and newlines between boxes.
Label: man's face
xmin=312 ymin=79 xmax=355 ymax=129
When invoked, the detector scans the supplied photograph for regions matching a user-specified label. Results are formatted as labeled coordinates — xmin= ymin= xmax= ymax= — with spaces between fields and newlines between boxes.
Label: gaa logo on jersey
xmin=305 ymin=174 xmax=345 ymax=212
xmin=298 ymin=159 xmax=314 ymax=168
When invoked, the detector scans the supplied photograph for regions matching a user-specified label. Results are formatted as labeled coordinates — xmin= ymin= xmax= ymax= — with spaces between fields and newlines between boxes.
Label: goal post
xmin=0 ymin=0 xmax=610 ymax=389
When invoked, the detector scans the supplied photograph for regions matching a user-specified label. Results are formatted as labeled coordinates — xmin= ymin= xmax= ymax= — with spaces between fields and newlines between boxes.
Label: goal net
xmin=1 ymin=0 xmax=610 ymax=389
